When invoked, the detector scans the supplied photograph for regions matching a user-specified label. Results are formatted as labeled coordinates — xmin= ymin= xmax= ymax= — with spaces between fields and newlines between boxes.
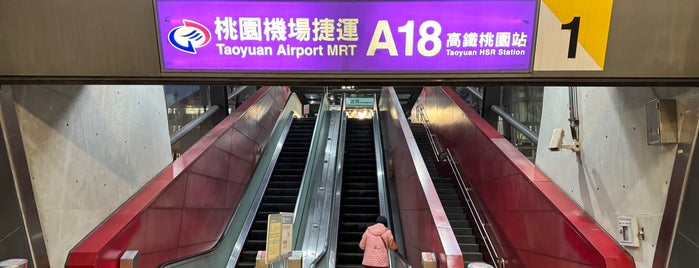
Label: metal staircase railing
xmin=415 ymin=104 xmax=506 ymax=268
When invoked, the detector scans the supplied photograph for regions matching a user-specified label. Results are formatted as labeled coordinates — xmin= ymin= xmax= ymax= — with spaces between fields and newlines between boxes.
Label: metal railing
xmin=414 ymin=104 xmax=505 ymax=268
xmin=444 ymin=149 xmax=505 ymax=268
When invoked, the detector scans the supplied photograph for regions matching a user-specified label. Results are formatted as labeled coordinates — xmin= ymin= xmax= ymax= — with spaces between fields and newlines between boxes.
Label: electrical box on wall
xmin=617 ymin=216 xmax=640 ymax=247
xmin=646 ymin=99 xmax=677 ymax=145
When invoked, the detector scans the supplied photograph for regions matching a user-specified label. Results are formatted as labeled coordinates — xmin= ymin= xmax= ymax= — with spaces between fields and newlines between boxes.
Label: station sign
xmin=155 ymin=0 xmax=538 ymax=72
xmin=346 ymin=97 xmax=375 ymax=108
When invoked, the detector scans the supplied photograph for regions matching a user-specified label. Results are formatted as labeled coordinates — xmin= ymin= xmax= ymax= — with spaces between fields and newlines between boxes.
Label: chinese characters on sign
xmin=157 ymin=1 xmax=537 ymax=72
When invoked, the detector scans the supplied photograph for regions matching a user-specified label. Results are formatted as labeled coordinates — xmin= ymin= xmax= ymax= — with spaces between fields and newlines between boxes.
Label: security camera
xmin=548 ymin=128 xmax=580 ymax=152
xmin=548 ymin=128 xmax=564 ymax=151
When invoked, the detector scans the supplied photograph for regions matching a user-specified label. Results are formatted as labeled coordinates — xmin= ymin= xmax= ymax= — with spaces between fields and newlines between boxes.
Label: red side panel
xmin=66 ymin=86 xmax=291 ymax=268
xmin=416 ymin=86 xmax=634 ymax=268
xmin=380 ymin=87 xmax=463 ymax=267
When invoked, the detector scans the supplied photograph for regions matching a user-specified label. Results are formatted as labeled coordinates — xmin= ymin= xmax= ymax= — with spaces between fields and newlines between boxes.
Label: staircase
xmin=410 ymin=123 xmax=485 ymax=266
xmin=336 ymin=119 xmax=380 ymax=268
xmin=236 ymin=118 xmax=315 ymax=268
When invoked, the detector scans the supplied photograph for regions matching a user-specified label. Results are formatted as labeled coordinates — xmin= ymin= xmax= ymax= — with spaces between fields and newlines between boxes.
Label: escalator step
xmin=460 ymin=243 xmax=481 ymax=252
xmin=340 ymin=205 xmax=380 ymax=213
xmin=453 ymin=227 xmax=475 ymax=236
xmin=456 ymin=235 xmax=477 ymax=244
xmin=463 ymin=252 xmax=484 ymax=262
xmin=450 ymin=220 xmax=471 ymax=228
xmin=446 ymin=213 xmax=468 ymax=221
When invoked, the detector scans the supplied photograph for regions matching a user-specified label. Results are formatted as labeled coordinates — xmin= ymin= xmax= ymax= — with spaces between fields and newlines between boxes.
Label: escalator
xmin=336 ymin=118 xmax=381 ymax=268
xmin=236 ymin=118 xmax=315 ymax=268
xmin=410 ymin=124 xmax=485 ymax=266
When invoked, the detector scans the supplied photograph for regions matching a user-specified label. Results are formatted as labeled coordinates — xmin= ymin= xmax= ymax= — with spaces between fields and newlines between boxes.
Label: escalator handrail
xmin=374 ymin=95 xmax=412 ymax=268
xmin=414 ymin=105 xmax=443 ymax=161
xmin=416 ymin=104 xmax=505 ymax=268
xmin=293 ymin=93 xmax=331 ymax=247
xmin=160 ymin=93 xmax=301 ymax=268
xmin=307 ymin=102 xmax=346 ymax=268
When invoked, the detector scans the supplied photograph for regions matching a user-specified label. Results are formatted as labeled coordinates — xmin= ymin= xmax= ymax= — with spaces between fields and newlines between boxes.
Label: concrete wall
xmin=535 ymin=87 xmax=697 ymax=268
xmin=4 ymin=85 xmax=172 ymax=267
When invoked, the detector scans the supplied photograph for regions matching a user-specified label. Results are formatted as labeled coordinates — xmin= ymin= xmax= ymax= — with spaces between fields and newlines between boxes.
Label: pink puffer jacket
xmin=359 ymin=223 xmax=398 ymax=267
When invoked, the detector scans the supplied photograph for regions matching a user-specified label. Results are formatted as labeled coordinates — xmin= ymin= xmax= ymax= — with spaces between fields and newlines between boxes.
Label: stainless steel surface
xmin=0 ymin=88 xmax=49 ymax=268
xmin=303 ymin=109 xmax=343 ymax=268
xmin=490 ymin=105 xmax=539 ymax=145
xmin=653 ymin=107 xmax=699 ymax=268
xmin=323 ymin=105 xmax=347 ymax=268
xmin=169 ymin=105 xmax=219 ymax=145
xmin=646 ymin=99 xmax=679 ymax=145
xmin=293 ymin=93 xmax=330 ymax=248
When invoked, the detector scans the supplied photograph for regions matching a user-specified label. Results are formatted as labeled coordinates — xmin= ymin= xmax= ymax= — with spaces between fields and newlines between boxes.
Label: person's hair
xmin=375 ymin=216 xmax=388 ymax=227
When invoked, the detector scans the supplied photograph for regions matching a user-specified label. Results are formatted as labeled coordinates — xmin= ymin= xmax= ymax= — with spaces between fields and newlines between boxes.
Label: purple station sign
xmin=156 ymin=0 xmax=537 ymax=72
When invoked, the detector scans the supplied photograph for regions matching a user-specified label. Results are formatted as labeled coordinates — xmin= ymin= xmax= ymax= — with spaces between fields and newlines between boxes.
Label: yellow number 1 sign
xmin=534 ymin=0 xmax=613 ymax=71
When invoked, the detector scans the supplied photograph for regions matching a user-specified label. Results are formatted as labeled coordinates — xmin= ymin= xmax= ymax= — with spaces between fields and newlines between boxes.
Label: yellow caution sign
xmin=534 ymin=0 xmax=613 ymax=70
xmin=266 ymin=214 xmax=283 ymax=264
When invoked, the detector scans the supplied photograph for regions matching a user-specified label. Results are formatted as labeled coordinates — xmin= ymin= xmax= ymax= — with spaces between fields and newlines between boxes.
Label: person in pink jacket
xmin=359 ymin=216 xmax=398 ymax=268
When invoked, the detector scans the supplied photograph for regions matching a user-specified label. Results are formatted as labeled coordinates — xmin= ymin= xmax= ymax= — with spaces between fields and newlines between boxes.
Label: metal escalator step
xmin=244 ymin=239 xmax=266 ymax=249
xmin=434 ymin=182 xmax=455 ymax=189
xmin=450 ymin=220 xmax=471 ymax=228
xmin=340 ymin=204 xmax=380 ymax=213
xmin=447 ymin=213 xmax=468 ymax=221
xmin=336 ymin=252 xmax=364 ymax=263
xmin=264 ymin=188 xmax=299 ymax=195
xmin=433 ymin=177 xmax=452 ymax=183
xmin=437 ymin=192 xmax=459 ymax=200
xmin=261 ymin=195 xmax=297 ymax=203
xmin=336 ymin=265 xmax=363 ymax=268
xmin=342 ymin=190 xmax=378 ymax=198
xmin=442 ymin=199 xmax=462 ymax=207
xmin=340 ymin=197 xmax=378 ymax=205
xmin=460 ymin=243 xmax=481 ymax=252
xmin=456 ymin=235 xmax=477 ymax=244
xmin=344 ymin=183 xmax=379 ymax=190
xmin=463 ymin=252 xmax=484 ymax=262
xmin=340 ymin=213 xmax=379 ymax=222
xmin=338 ymin=223 xmax=369 ymax=232
xmin=271 ymin=169 xmax=304 ymax=175
xmin=453 ymin=227 xmax=475 ymax=236
xmin=266 ymin=181 xmax=301 ymax=188
xmin=444 ymin=207 xmax=466 ymax=214
xmin=258 ymin=204 xmax=295 ymax=212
